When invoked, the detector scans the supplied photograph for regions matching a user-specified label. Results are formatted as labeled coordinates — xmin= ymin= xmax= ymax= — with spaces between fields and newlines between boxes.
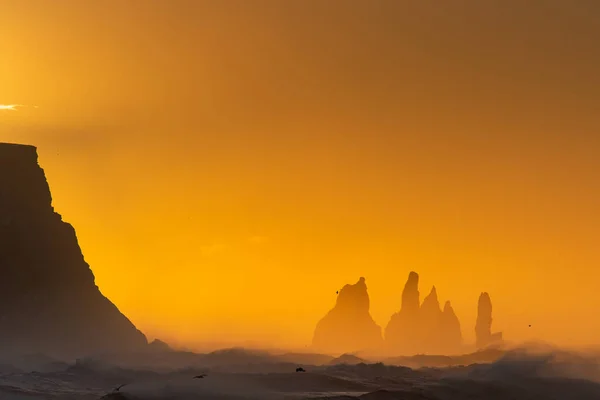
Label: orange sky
xmin=1 ymin=1 xmax=599 ymax=350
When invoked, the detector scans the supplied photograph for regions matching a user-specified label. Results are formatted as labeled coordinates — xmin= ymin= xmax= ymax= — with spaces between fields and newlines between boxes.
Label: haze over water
xmin=1 ymin=0 xmax=599 ymax=351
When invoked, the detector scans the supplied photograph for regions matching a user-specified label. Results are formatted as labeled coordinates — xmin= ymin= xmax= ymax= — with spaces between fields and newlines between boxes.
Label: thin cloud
xmin=0 ymin=104 xmax=39 ymax=111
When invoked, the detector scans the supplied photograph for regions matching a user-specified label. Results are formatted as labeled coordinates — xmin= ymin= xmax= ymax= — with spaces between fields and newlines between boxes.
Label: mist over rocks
xmin=312 ymin=277 xmax=384 ymax=354
xmin=0 ymin=143 xmax=147 ymax=359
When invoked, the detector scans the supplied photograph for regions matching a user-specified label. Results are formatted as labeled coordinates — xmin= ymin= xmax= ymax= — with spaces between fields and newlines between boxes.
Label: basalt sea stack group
xmin=313 ymin=273 xmax=503 ymax=355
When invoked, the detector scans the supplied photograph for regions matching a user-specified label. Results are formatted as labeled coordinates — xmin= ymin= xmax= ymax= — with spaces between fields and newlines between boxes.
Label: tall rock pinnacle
xmin=312 ymin=277 xmax=383 ymax=354
xmin=0 ymin=143 xmax=148 ymax=358
xmin=401 ymin=271 xmax=420 ymax=315
xmin=385 ymin=271 xmax=423 ymax=354
xmin=475 ymin=292 xmax=503 ymax=349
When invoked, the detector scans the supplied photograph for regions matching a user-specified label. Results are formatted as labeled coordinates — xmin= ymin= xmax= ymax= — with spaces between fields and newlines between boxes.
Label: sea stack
xmin=401 ymin=271 xmax=421 ymax=315
xmin=385 ymin=271 xmax=423 ymax=354
xmin=475 ymin=292 xmax=503 ymax=349
xmin=312 ymin=277 xmax=383 ymax=354
xmin=385 ymin=271 xmax=463 ymax=355
xmin=440 ymin=301 xmax=462 ymax=353
xmin=419 ymin=286 xmax=443 ymax=351
xmin=0 ymin=143 xmax=148 ymax=359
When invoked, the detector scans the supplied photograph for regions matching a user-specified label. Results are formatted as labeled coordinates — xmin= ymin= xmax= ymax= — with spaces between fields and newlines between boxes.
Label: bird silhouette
xmin=336 ymin=291 xmax=339 ymax=294
xmin=113 ymin=384 xmax=128 ymax=392
xmin=193 ymin=374 xmax=207 ymax=379
xmin=528 ymin=325 xmax=532 ymax=328
xmin=296 ymin=367 xmax=306 ymax=373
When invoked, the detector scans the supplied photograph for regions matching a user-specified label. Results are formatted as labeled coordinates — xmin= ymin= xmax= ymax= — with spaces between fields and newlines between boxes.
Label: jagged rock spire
xmin=421 ymin=286 xmax=441 ymax=315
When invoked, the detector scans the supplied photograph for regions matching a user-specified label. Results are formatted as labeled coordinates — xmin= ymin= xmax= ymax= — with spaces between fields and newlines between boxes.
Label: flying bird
xmin=113 ymin=383 xmax=128 ymax=392
xmin=336 ymin=291 xmax=339 ymax=294
xmin=193 ymin=374 xmax=207 ymax=379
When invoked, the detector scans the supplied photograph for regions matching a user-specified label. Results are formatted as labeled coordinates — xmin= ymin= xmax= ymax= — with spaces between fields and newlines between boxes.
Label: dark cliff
xmin=312 ymin=277 xmax=383 ymax=354
xmin=0 ymin=143 xmax=147 ymax=359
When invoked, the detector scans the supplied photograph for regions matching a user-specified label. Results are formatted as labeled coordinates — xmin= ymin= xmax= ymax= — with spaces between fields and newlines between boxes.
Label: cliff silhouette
xmin=0 ymin=143 xmax=147 ymax=359
xmin=385 ymin=272 xmax=463 ymax=355
xmin=312 ymin=277 xmax=383 ymax=354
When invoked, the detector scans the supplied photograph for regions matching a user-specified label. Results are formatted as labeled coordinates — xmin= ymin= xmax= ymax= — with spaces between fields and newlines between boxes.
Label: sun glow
xmin=0 ymin=104 xmax=38 ymax=111
xmin=0 ymin=104 xmax=21 ymax=111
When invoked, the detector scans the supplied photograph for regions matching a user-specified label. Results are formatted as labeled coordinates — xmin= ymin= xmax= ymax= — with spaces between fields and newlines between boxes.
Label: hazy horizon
xmin=2 ymin=0 xmax=600 ymax=350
